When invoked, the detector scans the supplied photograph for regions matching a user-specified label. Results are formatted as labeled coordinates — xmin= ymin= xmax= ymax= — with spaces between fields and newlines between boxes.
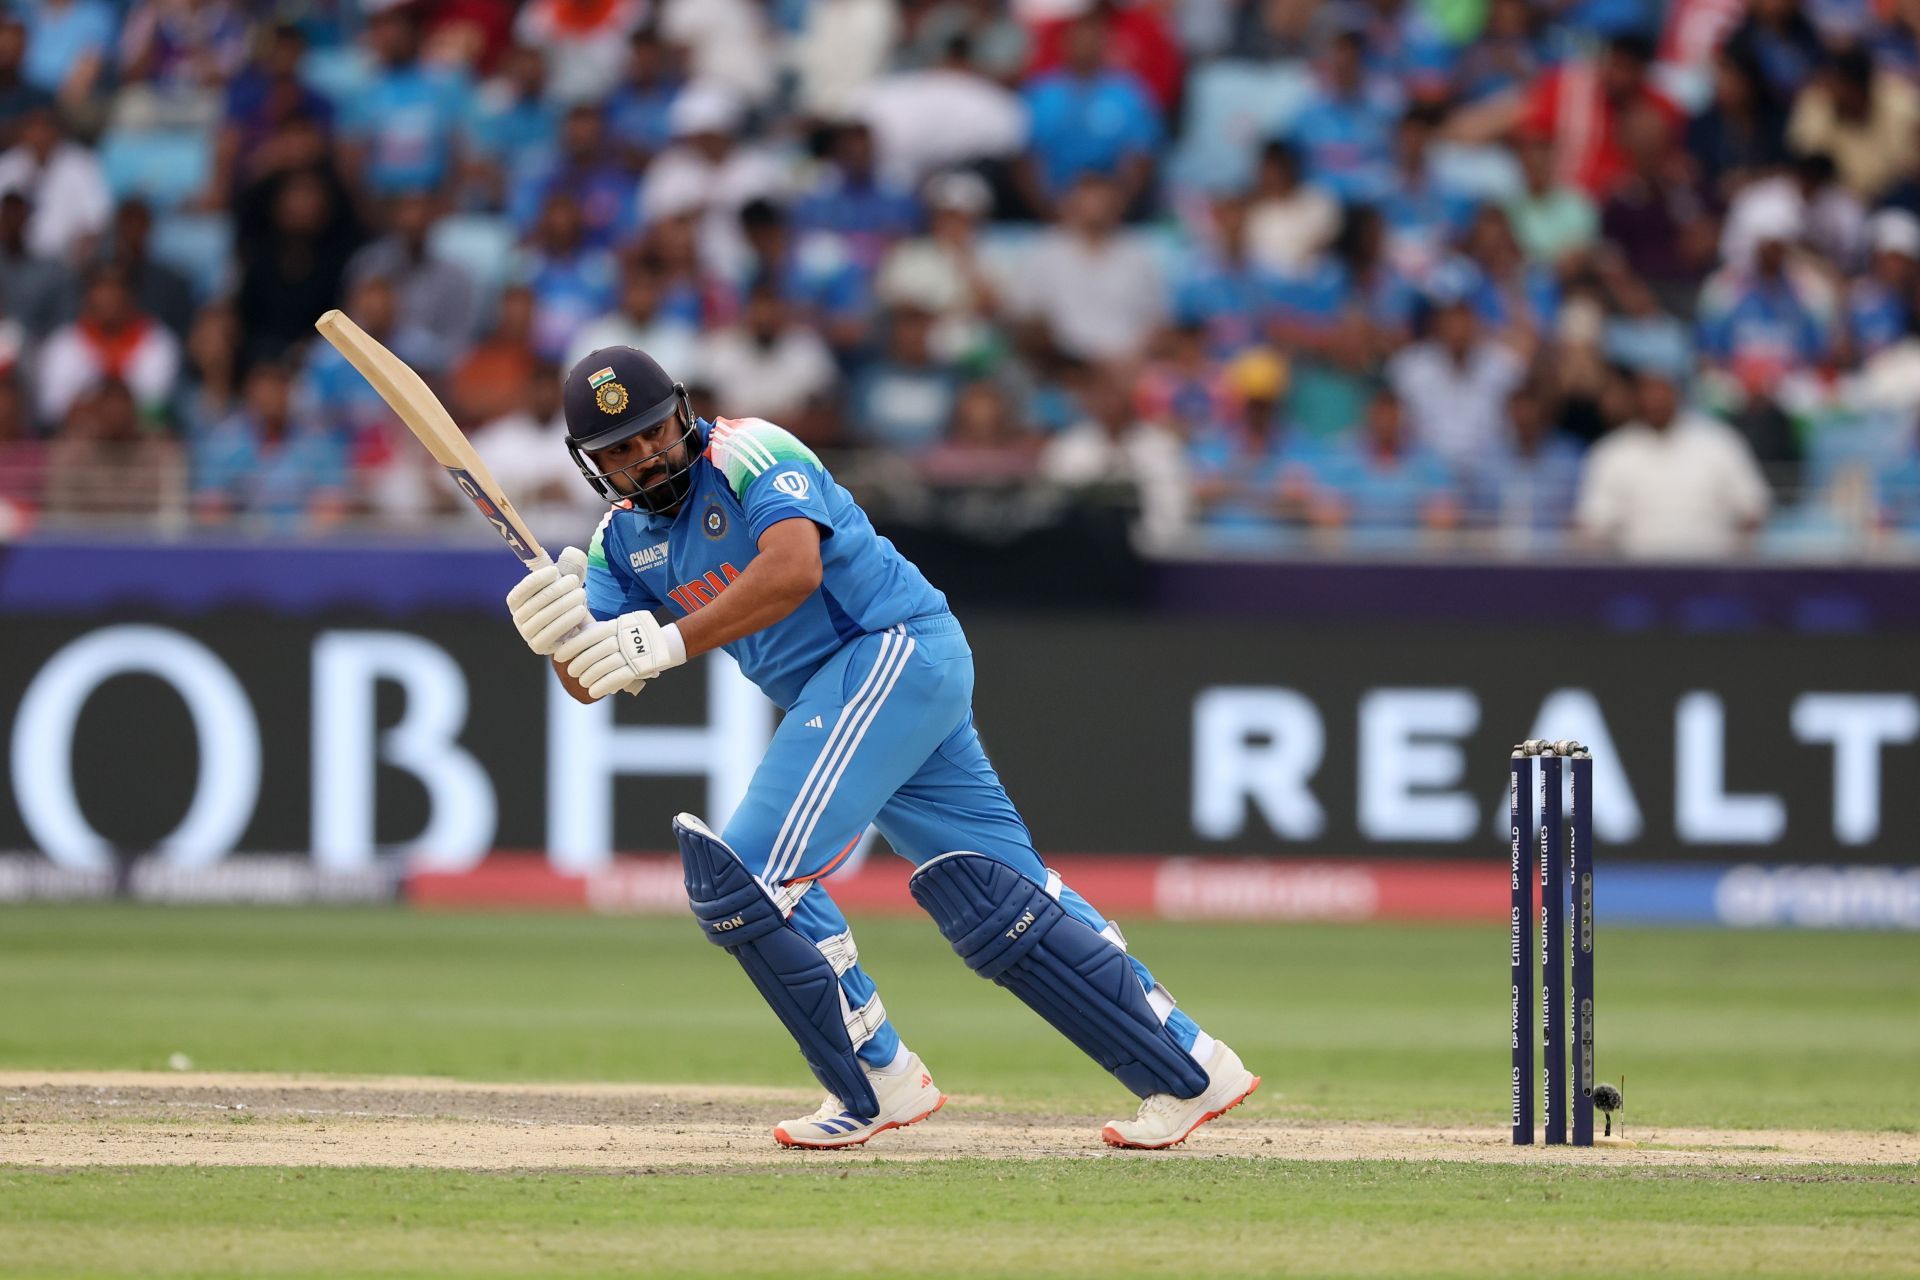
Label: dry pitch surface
xmin=6 ymin=1071 xmax=1915 ymax=1170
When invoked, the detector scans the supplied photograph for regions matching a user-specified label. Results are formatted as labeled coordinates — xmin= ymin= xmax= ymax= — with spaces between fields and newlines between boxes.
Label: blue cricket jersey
xmin=582 ymin=416 xmax=948 ymax=709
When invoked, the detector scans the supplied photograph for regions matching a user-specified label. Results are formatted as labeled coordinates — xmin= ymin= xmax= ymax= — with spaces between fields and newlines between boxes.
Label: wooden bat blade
xmin=314 ymin=308 xmax=551 ymax=569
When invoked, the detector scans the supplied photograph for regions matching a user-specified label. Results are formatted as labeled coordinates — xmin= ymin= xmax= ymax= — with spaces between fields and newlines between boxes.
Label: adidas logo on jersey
xmin=803 ymin=715 xmax=824 ymax=729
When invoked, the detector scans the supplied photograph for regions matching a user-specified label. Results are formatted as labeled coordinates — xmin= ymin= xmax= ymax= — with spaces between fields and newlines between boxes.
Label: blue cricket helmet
xmin=561 ymin=346 xmax=701 ymax=514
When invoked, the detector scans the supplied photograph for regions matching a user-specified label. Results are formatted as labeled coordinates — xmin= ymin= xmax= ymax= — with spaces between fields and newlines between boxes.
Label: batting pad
xmin=675 ymin=814 xmax=880 ymax=1119
xmin=909 ymin=851 xmax=1210 ymax=1100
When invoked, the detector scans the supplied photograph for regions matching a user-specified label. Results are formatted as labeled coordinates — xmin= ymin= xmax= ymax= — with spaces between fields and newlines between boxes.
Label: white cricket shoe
xmin=1101 ymin=1040 xmax=1260 ymax=1150
xmin=772 ymin=1052 xmax=947 ymax=1149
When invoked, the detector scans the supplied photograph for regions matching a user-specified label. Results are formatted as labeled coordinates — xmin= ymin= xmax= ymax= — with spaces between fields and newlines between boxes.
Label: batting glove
xmin=506 ymin=547 xmax=591 ymax=656
xmin=556 ymin=608 xmax=687 ymax=699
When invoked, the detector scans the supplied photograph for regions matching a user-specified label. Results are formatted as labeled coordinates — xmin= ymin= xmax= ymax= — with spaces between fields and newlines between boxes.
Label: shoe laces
xmin=1133 ymin=1091 xmax=1189 ymax=1122
xmin=801 ymin=1095 xmax=847 ymax=1124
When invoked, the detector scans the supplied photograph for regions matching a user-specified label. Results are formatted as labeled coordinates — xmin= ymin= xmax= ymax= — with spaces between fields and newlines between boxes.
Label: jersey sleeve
xmin=708 ymin=417 xmax=836 ymax=542
xmin=583 ymin=510 xmax=667 ymax=621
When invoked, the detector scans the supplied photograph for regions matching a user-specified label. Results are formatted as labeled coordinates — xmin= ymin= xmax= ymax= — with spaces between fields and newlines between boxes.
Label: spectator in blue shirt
xmin=515 ymin=189 xmax=619 ymax=361
xmin=17 ymin=0 xmax=112 ymax=107
xmin=1187 ymin=347 xmax=1320 ymax=534
xmin=509 ymin=103 xmax=638 ymax=250
xmin=194 ymin=359 xmax=351 ymax=528
xmin=467 ymin=44 xmax=560 ymax=213
xmin=1266 ymin=208 xmax=1416 ymax=441
xmin=1439 ymin=207 xmax=1556 ymax=355
xmin=1453 ymin=0 xmax=1544 ymax=104
xmin=606 ymin=26 xmax=683 ymax=170
xmin=1558 ymin=0 xmax=1660 ymax=41
xmin=737 ymin=197 xmax=870 ymax=357
xmin=1348 ymin=0 xmax=1455 ymax=105
xmin=792 ymin=121 xmax=921 ymax=278
xmin=1697 ymin=222 xmax=1830 ymax=394
xmin=1309 ymin=383 xmax=1461 ymax=534
xmin=338 ymin=6 xmax=471 ymax=198
xmin=1845 ymin=210 xmax=1919 ymax=363
xmin=1597 ymin=258 xmax=1691 ymax=378
xmin=1723 ymin=0 xmax=1825 ymax=104
xmin=1174 ymin=193 xmax=1279 ymax=359
xmin=217 ymin=24 xmax=335 ymax=199
xmin=120 ymin=0 xmax=251 ymax=95
xmin=1378 ymin=104 xmax=1478 ymax=285
xmin=849 ymin=303 xmax=958 ymax=453
xmin=1017 ymin=12 xmax=1163 ymax=218
xmin=1284 ymin=30 xmax=1397 ymax=206
xmin=299 ymin=274 xmax=439 ymax=440
xmin=1464 ymin=380 xmax=1584 ymax=536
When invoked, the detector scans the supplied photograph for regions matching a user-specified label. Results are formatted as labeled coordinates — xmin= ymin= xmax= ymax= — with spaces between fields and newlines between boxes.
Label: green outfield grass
xmin=2 ymin=906 xmax=1916 ymax=1128
xmin=3 ymin=905 xmax=1917 ymax=1279
xmin=4 ymin=1161 xmax=1917 ymax=1279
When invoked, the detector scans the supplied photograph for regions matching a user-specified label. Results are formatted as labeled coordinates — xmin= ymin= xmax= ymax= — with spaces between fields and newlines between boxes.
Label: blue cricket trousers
xmin=720 ymin=613 xmax=1202 ymax=1069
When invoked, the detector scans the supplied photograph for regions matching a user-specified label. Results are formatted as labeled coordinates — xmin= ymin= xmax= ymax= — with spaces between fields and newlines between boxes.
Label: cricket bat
xmin=314 ymin=308 xmax=551 ymax=570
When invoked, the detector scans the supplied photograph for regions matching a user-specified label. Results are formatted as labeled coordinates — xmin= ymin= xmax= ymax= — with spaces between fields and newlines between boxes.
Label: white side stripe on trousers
xmin=764 ymin=628 xmax=899 ymax=881
xmin=781 ymin=631 xmax=916 ymax=880
xmin=765 ymin=626 xmax=911 ymax=884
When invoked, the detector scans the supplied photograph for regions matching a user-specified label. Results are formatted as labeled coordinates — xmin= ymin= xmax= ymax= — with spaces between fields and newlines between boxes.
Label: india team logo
xmin=772 ymin=472 xmax=810 ymax=500
xmin=702 ymin=502 xmax=728 ymax=538
xmin=588 ymin=366 xmax=629 ymax=415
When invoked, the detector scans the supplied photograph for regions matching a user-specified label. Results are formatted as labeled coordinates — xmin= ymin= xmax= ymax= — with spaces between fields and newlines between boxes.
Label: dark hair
xmin=1791 ymin=150 xmax=1838 ymax=184
xmin=1830 ymin=44 xmax=1875 ymax=85
xmin=1608 ymin=33 xmax=1656 ymax=65
xmin=1261 ymin=138 xmax=1300 ymax=172
xmin=82 ymin=261 xmax=133 ymax=291
xmin=1334 ymin=203 xmax=1382 ymax=268
xmin=1401 ymin=102 xmax=1449 ymax=131
xmin=1717 ymin=42 xmax=1778 ymax=115
xmin=740 ymin=198 xmax=786 ymax=233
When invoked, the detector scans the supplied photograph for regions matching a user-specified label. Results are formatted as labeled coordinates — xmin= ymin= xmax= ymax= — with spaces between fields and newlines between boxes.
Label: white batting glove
xmin=506 ymin=546 xmax=590 ymax=656
xmin=556 ymin=608 xmax=688 ymax=699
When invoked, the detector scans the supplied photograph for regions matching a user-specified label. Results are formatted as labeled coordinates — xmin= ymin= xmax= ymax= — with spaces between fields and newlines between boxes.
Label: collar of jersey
xmin=629 ymin=417 xmax=713 ymax=535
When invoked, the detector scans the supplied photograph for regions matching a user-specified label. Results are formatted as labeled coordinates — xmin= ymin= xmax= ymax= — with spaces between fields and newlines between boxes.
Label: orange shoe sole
xmin=773 ymin=1094 xmax=948 ymax=1150
xmin=1100 ymin=1075 xmax=1261 ymax=1150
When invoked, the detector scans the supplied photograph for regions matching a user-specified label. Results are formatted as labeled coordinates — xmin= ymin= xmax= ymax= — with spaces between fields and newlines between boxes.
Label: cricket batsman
xmin=504 ymin=347 xmax=1259 ymax=1149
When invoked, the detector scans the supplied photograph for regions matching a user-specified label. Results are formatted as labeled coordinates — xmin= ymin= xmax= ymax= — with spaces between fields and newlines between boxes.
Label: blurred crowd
xmin=6 ymin=0 xmax=1920 ymax=559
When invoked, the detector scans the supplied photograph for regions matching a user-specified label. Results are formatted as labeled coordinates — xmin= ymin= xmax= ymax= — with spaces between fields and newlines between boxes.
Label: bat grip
xmin=525 ymin=551 xmax=587 ymax=648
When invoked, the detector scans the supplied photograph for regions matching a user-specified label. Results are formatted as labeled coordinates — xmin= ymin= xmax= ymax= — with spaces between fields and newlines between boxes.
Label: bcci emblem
xmin=587 ymin=366 xmax=629 ymax=416
xmin=702 ymin=502 xmax=728 ymax=539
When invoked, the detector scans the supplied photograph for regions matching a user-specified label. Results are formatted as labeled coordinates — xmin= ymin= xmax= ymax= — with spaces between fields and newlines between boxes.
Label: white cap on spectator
xmin=1871 ymin=209 xmax=1920 ymax=258
xmin=670 ymin=82 xmax=744 ymax=139
xmin=1743 ymin=187 xmax=1805 ymax=246
xmin=644 ymin=166 xmax=709 ymax=220
xmin=925 ymin=171 xmax=991 ymax=218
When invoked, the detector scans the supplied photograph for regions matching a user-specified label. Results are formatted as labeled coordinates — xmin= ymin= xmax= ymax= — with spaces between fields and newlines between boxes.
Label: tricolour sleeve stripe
xmin=716 ymin=424 xmax=775 ymax=476
xmin=586 ymin=510 xmax=614 ymax=569
xmin=712 ymin=417 xmax=823 ymax=500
